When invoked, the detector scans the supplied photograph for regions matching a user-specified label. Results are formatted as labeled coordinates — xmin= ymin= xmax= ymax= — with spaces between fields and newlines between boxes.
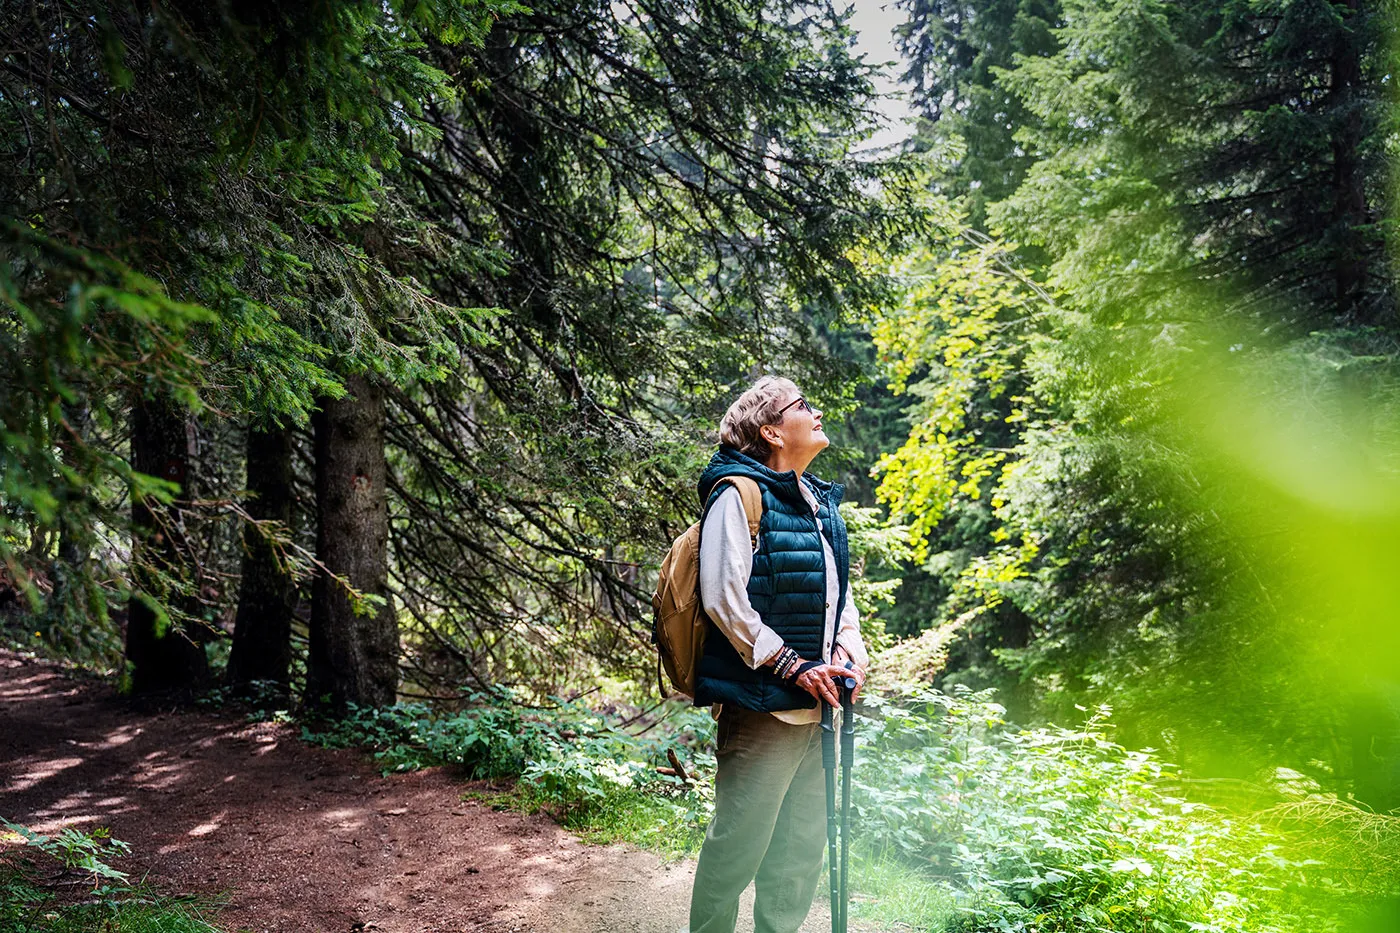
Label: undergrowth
xmin=297 ymin=685 xmax=1387 ymax=932
xmin=853 ymin=687 xmax=1380 ymax=933
xmin=470 ymin=783 xmax=711 ymax=858
xmin=0 ymin=820 xmax=222 ymax=933
xmin=301 ymin=687 xmax=718 ymax=859
xmin=846 ymin=852 xmax=961 ymax=932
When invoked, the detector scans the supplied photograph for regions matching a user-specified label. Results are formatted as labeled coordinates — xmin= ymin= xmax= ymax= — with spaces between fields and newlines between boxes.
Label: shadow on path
xmin=0 ymin=652 xmax=858 ymax=933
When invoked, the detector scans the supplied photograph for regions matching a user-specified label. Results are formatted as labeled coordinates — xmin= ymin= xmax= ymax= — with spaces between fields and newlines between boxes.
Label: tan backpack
xmin=651 ymin=476 xmax=762 ymax=699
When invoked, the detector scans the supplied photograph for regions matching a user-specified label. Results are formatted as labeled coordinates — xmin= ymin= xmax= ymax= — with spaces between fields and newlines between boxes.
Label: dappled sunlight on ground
xmin=0 ymin=650 xmax=866 ymax=933
xmin=84 ymin=724 xmax=143 ymax=749
xmin=187 ymin=810 xmax=227 ymax=836
xmin=321 ymin=805 xmax=369 ymax=832
xmin=2 ymin=755 xmax=84 ymax=795
xmin=0 ymin=669 xmax=84 ymax=702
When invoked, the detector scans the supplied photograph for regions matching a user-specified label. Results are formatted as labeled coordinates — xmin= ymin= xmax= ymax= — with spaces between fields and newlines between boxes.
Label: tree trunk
xmin=306 ymin=375 xmax=398 ymax=709
xmin=228 ymin=425 xmax=297 ymax=688
xmin=1351 ymin=684 xmax=1400 ymax=813
xmin=126 ymin=394 xmax=209 ymax=695
xmin=1329 ymin=0 xmax=1369 ymax=319
xmin=47 ymin=399 xmax=92 ymax=624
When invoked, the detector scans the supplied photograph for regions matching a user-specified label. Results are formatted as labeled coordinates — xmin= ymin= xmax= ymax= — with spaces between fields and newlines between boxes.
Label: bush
xmin=519 ymin=709 xmax=715 ymax=856
xmin=301 ymin=688 xmax=564 ymax=778
xmin=302 ymin=692 xmax=717 ymax=855
xmin=0 ymin=820 xmax=221 ymax=932
xmin=854 ymin=687 xmax=1339 ymax=932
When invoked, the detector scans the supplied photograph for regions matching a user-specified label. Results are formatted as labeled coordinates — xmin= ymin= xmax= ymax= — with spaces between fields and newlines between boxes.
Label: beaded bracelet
xmin=770 ymin=646 xmax=801 ymax=680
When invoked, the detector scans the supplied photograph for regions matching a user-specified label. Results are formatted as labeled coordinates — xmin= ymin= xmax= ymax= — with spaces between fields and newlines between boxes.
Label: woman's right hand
xmin=794 ymin=662 xmax=859 ymax=707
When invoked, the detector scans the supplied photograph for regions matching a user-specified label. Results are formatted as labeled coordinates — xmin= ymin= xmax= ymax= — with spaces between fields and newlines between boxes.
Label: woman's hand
xmin=831 ymin=645 xmax=867 ymax=703
xmin=794 ymin=662 xmax=862 ymax=707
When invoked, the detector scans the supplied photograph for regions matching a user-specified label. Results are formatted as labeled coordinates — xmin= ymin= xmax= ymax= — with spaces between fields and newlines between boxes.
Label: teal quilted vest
xmin=693 ymin=446 xmax=849 ymax=711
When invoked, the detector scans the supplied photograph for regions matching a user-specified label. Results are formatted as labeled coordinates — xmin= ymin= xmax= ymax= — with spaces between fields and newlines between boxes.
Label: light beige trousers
xmin=688 ymin=705 xmax=828 ymax=933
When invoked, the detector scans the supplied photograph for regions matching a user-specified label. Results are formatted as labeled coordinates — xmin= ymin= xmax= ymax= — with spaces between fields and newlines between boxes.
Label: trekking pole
xmin=822 ymin=700 xmax=839 ymax=933
xmin=838 ymin=672 xmax=857 ymax=933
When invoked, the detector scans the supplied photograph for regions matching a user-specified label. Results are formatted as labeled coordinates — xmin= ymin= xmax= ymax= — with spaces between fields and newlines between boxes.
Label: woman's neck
xmin=765 ymin=449 xmax=815 ymax=476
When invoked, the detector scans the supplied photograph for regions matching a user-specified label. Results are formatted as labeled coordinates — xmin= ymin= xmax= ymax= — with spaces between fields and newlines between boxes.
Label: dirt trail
xmin=0 ymin=652 xmax=875 ymax=933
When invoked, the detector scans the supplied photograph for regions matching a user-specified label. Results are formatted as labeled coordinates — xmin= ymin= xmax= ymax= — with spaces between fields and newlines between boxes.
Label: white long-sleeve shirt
xmin=698 ymin=477 xmax=868 ymax=725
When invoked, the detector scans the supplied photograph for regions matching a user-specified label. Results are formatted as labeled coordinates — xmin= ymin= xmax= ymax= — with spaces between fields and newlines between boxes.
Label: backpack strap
xmin=714 ymin=476 xmax=762 ymax=551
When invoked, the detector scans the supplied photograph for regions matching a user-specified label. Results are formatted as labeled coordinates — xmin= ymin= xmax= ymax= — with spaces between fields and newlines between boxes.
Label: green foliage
xmin=0 ymin=225 xmax=211 ymax=653
xmin=1 ymin=0 xmax=513 ymax=667
xmin=301 ymin=690 xmax=559 ymax=778
xmin=991 ymin=0 xmax=1397 ymax=326
xmin=0 ymin=820 xmax=221 ymax=933
xmin=555 ymin=786 xmax=712 ymax=858
xmin=854 ymin=688 xmax=1353 ymax=933
xmin=875 ymin=0 xmax=1400 ymax=794
xmin=861 ymin=227 xmax=1053 ymax=704
xmin=871 ymin=240 xmax=1042 ymax=560
xmin=868 ymin=209 xmax=1400 ymax=784
xmin=840 ymin=501 xmax=916 ymax=653
xmin=518 ymin=722 xmax=715 ymax=857
xmin=896 ymin=0 xmax=1062 ymax=229
xmin=522 ymin=705 xmax=715 ymax=830
xmin=847 ymin=852 xmax=961 ymax=932
xmin=0 ymin=819 xmax=132 ymax=885
xmin=303 ymin=695 xmax=717 ymax=855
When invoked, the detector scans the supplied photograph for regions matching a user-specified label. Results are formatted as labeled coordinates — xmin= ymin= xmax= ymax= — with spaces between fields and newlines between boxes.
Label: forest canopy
xmin=4 ymin=0 xmax=1400 ymax=929
xmin=1 ymin=0 xmax=930 ymax=702
xmin=3 ymin=0 xmax=1400 ymax=913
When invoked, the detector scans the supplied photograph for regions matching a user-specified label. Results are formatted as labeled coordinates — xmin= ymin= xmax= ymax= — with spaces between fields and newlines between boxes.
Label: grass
xmin=1 ymin=828 xmax=224 ymax=933
xmin=557 ymin=789 xmax=708 ymax=857
xmin=0 ymin=864 xmax=223 ymax=933
xmin=846 ymin=852 xmax=960 ymax=932
xmin=464 ymin=784 xmax=710 ymax=860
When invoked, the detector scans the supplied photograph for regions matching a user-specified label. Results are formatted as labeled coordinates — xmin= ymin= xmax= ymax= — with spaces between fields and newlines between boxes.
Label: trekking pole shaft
xmin=839 ymin=684 xmax=856 ymax=933
xmin=822 ymin=703 xmax=839 ymax=933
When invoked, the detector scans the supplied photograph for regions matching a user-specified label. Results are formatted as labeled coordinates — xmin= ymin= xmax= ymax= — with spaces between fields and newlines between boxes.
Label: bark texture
xmin=228 ymin=425 xmax=297 ymax=688
xmin=47 ymin=400 xmax=92 ymax=623
xmin=306 ymin=375 xmax=398 ymax=708
xmin=125 ymin=394 xmax=209 ymax=695
xmin=1329 ymin=0 xmax=1370 ymax=320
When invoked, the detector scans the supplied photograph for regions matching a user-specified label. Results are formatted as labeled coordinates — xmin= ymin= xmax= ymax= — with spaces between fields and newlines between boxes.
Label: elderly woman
xmin=689 ymin=376 xmax=869 ymax=933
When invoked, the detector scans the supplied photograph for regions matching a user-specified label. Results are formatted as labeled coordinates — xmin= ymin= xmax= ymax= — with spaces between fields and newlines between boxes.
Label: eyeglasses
xmin=776 ymin=396 xmax=816 ymax=416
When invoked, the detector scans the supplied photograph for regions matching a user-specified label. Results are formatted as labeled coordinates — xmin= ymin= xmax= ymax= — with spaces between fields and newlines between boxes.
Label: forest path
xmin=0 ymin=651 xmax=875 ymax=933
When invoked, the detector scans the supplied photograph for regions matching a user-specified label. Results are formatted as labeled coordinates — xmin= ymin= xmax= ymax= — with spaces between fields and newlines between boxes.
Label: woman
xmin=688 ymin=376 xmax=869 ymax=933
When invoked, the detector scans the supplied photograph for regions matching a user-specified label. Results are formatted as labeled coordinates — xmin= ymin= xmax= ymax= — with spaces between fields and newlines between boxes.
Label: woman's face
xmin=769 ymin=390 xmax=827 ymax=461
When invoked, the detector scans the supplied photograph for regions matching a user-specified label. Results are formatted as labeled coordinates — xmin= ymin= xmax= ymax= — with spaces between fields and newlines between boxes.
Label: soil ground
xmin=0 ymin=651 xmax=879 ymax=933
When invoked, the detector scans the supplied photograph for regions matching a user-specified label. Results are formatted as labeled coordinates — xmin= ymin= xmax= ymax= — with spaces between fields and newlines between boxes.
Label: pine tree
xmin=990 ymin=0 xmax=1396 ymax=326
xmin=3 ymin=0 xmax=929 ymax=703
xmin=307 ymin=377 xmax=398 ymax=709
xmin=227 ymin=426 xmax=296 ymax=689
xmin=896 ymin=0 xmax=1061 ymax=228
xmin=1 ymin=1 xmax=507 ymax=693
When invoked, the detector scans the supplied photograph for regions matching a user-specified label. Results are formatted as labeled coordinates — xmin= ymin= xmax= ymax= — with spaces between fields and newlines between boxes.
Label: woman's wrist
xmin=769 ymin=646 xmax=801 ymax=679
xmin=767 ymin=647 xmax=827 ymax=682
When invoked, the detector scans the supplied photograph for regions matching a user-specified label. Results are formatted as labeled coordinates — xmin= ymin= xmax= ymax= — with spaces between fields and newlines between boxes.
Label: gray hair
xmin=719 ymin=376 xmax=799 ymax=462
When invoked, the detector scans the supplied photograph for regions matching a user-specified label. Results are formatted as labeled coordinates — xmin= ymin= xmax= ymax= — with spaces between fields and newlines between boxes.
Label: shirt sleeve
xmin=698 ymin=485 xmax=786 ymax=670
xmin=833 ymin=581 xmax=869 ymax=669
